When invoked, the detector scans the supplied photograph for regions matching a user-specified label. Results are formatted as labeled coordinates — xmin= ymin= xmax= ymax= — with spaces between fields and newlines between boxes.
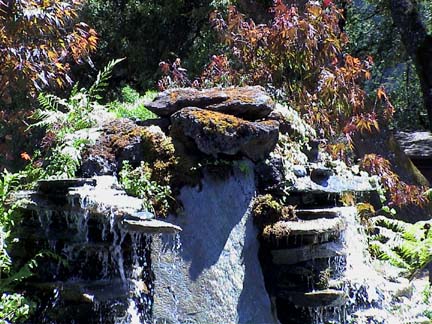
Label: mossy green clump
xmin=252 ymin=194 xmax=297 ymax=229
xmin=189 ymin=108 xmax=243 ymax=134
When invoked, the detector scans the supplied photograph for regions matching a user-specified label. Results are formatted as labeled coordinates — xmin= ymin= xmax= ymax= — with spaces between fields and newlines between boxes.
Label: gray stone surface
xmin=278 ymin=289 xmax=346 ymax=307
xmin=292 ymin=173 xmax=373 ymax=194
xmin=147 ymin=86 xmax=275 ymax=120
xmin=395 ymin=131 xmax=432 ymax=159
xmin=151 ymin=163 xmax=278 ymax=324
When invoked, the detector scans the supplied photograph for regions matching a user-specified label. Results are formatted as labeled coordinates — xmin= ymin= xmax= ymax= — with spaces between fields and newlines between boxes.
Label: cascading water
xmin=12 ymin=176 xmax=181 ymax=324
xmin=300 ymin=206 xmax=431 ymax=324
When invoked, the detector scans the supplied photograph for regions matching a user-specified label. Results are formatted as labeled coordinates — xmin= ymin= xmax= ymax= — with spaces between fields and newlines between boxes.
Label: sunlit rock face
xmin=171 ymin=107 xmax=279 ymax=161
xmin=151 ymin=162 xmax=278 ymax=324
xmin=147 ymin=85 xmax=275 ymax=120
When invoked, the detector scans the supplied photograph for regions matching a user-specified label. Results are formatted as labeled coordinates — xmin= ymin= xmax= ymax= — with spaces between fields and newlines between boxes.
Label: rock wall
xmin=152 ymin=162 xmax=278 ymax=324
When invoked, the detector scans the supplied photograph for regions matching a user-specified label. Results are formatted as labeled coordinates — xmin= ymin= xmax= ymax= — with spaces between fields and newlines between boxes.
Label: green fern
xmin=31 ymin=59 xmax=123 ymax=178
xmin=370 ymin=216 xmax=432 ymax=280
xmin=88 ymin=58 xmax=125 ymax=103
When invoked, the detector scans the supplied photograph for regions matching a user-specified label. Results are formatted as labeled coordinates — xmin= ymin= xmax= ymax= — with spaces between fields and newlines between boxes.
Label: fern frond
xmin=373 ymin=216 xmax=408 ymax=233
xmin=31 ymin=109 xmax=67 ymax=129
xmin=88 ymin=58 xmax=125 ymax=101
xmin=372 ymin=240 xmax=412 ymax=271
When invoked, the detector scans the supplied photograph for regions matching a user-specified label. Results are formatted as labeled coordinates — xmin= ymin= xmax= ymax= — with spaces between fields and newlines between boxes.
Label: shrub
xmin=108 ymin=87 xmax=157 ymax=121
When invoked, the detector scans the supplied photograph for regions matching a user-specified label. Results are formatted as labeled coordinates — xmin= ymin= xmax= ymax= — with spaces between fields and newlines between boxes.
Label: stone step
xmin=37 ymin=178 xmax=96 ymax=194
xmin=27 ymin=278 xmax=132 ymax=303
xmin=120 ymin=219 xmax=182 ymax=234
xmin=295 ymin=208 xmax=341 ymax=220
xmin=263 ymin=217 xmax=345 ymax=245
xmin=277 ymin=289 xmax=347 ymax=307
xmin=271 ymin=241 xmax=345 ymax=265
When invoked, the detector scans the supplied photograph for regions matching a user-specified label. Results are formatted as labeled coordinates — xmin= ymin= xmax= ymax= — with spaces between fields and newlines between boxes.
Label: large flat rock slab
xmin=263 ymin=217 xmax=346 ymax=245
xmin=278 ymin=289 xmax=346 ymax=307
xmin=171 ymin=107 xmax=279 ymax=161
xmin=151 ymin=163 xmax=277 ymax=324
xmin=147 ymin=86 xmax=275 ymax=120
xmin=395 ymin=131 xmax=432 ymax=159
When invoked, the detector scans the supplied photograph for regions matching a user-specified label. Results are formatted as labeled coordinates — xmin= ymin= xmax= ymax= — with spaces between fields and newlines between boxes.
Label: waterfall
xmin=13 ymin=176 xmax=181 ymax=324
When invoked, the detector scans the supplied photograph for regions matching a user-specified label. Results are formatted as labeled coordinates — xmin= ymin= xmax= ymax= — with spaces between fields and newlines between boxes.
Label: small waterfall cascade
xmin=260 ymin=191 xmax=431 ymax=324
xmin=12 ymin=176 xmax=181 ymax=324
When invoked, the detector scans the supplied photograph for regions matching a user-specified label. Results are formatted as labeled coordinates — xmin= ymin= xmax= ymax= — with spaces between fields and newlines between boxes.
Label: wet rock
xmin=278 ymin=289 xmax=346 ymax=307
xmin=271 ymin=241 xmax=345 ymax=265
xmin=80 ymin=155 xmax=117 ymax=177
xmin=302 ymin=139 xmax=320 ymax=162
xmin=255 ymin=156 xmax=285 ymax=192
xmin=262 ymin=217 xmax=345 ymax=244
xmin=310 ymin=167 xmax=333 ymax=185
xmin=292 ymin=173 xmax=373 ymax=194
xmin=396 ymin=131 xmax=432 ymax=183
xmin=147 ymin=86 xmax=275 ymax=120
xmin=171 ymin=107 xmax=279 ymax=161
xmin=37 ymin=178 xmax=96 ymax=194
xmin=295 ymin=208 xmax=341 ymax=220
xmin=395 ymin=131 xmax=432 ymax=159
xmin=292 ymin=165 xmax=307 ymax=177
xmin=267 ymin=110 xmax=292 ymax=134
xmin=120 ymin=219 xmax=182 ymax=234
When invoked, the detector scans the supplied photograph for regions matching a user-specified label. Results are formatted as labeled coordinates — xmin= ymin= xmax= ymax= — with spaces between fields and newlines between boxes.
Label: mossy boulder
xmin=170 ymin=107 xmax=279 ymax=161
xmin=80 ymin=119 xmax=175 ymax=178
xmin=147 ymin=86 xmax=275 ymax=120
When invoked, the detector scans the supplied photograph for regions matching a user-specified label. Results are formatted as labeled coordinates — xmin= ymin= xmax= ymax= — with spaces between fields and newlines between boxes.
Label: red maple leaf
xmin=323 ymin=0 xmax=333 ymax=7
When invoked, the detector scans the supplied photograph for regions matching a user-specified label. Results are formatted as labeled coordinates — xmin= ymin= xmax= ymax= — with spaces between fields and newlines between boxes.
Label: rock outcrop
xmin=151 ymin=162 xmax=278 ymax=324
xmin=147 ymin=85 xmax=275 ymax=120
xmin=396 ymin=131 xmax=432 ymax=183
xmin=171 ymin=107 xmax=279 ymax=161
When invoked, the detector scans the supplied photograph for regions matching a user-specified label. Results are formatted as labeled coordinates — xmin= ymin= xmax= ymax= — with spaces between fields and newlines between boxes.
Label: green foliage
xmin=0 ymin=169 xmax=41 ymax=323
xmin=369 ymin=216 xmax=432 ymax=280
xmin=0 ymin=293 xmax=33 ymax=324
xmin=81 ymin=0 xmax=217 ymax=88
xmin=119 ymin=161 xmax=173 ymax=217
xmin=109 ymin=87 xmax=157 ymax=121
xmin=31 ymin=59 xmax=124 ymax=178
xmin=345 ymin=1 xmax=430 ymax=130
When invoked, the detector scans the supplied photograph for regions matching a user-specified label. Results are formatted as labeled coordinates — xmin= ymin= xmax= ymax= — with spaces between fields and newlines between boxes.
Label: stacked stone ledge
xmin=147 ymin=85 xmax=280 ymax=161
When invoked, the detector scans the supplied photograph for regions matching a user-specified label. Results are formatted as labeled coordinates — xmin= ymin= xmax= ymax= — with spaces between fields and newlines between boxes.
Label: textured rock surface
xmin=395 ymin=131 xmax=432 ymax=159
xmin=151 ymin=163 xmax=278 ymax=324
xmin=147 ymin=86 xmax=275 ymax=119
xmin=171 ymin=107 xmax=279 ymax=161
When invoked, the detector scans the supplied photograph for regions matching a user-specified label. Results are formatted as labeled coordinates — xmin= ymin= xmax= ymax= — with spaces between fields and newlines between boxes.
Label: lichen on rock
xmin=171 ymin=107 xmax=279 ymax=161
xmin=147 ymin=85 xmax=275 ymax=120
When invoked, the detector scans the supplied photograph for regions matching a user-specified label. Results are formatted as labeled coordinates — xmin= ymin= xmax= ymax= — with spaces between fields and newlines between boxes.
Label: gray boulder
xmin=171 ymin=107 xmax=279 ymax=161
xmin=151 ymin=163 xmax=278 ymax=324
xmin=147 ymin=86 xmax=275 ymax=120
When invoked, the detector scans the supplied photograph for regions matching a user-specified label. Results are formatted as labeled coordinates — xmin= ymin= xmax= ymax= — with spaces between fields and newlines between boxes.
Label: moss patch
xmin=252 ymin=194 xmax=297 ymax=229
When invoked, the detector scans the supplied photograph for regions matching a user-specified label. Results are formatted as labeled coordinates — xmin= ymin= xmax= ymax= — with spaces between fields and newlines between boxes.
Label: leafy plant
xmin=119 ymin=161 xmax=174 ymax=217
xmin=0 ymin=0 xmax=97 ymax=104
xmin=108 ymin=86 xmax=157 ymax=121
xmin=0 ymin=293 xmax=33 ymax=324
xmin=369 ymin=216 xmax=432 ymax=281
xmin=201 ymin=1 xmax=394 ymax=142
xmin=360 ymin=154 xmax=429 ymax=207
xmin=0 ymin=170 xmax=35 ymax=323
xmin=31 ymin=59 xmax=124 ymax=178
